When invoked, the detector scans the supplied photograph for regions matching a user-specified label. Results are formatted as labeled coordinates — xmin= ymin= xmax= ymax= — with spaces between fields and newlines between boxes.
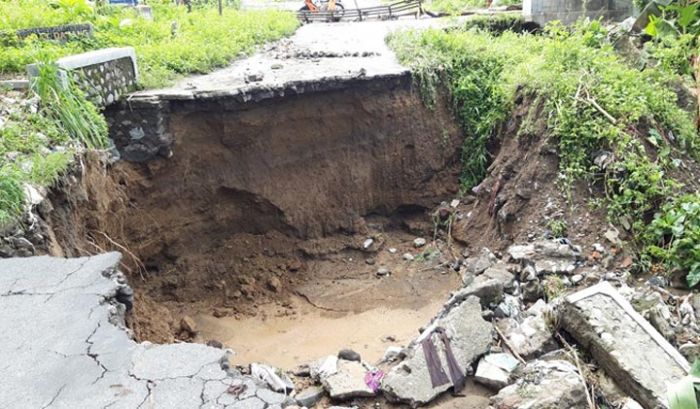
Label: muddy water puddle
xmin=195 ymin=296 xmax=444 ymax=369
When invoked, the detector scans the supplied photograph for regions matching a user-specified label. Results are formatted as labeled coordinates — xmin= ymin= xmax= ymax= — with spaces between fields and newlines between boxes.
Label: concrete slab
xmin=561 ymin=282 xmax=689 ymax=409
xmin=0 ymin=253 xmax=290 ymax=409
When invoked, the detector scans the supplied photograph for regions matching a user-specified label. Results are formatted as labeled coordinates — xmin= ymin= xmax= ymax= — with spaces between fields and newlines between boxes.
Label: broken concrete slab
xmin=507 ymin=239 xmax=581 ymax=275
xmin=295 ymin=385 xmax=325 ymax=407
xmin=474 ymin=353 xmax=519 ymax=390
xmin=496 ymin=299 xmax=557 ymax=359
xmin=490 ymin=359 xmax=588 ymax=409
xmin=0 ymin=253 xmax=283 ymax=409
xmin=381 ymin=295 xmax=492 ymax=406
xmin=561 ymin=282 xmax=689 ymax=409
xmin=462 ymin=247 xmax=498 ymax=276
xmin=321 ymin=359 xmax=375 ymax=401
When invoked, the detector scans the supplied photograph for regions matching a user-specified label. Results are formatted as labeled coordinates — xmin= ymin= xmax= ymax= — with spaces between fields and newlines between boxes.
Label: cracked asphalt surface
xmin=0 ymin=254 xmax=293 ymax=409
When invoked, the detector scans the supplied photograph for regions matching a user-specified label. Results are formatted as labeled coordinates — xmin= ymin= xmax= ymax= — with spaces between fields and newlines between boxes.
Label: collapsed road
xmin=2 ymin=9 xmax=696 ymax=409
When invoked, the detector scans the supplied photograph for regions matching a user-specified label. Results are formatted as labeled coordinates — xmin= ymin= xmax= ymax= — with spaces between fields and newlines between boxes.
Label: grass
xmin=0 ymin=0 xmax=299 ymax=227
xmin=0 ymin=0 xmax=299 ymax=88
xmin=425 ymin=0 xmax=521 ymax=15
xmin=388 ymin=18 xmax=700 ymax=285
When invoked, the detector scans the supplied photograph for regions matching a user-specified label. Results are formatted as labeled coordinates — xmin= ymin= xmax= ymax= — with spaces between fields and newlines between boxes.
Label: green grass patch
xmin=387 ymin=18 xmax=700 ymax=285
xmin=0 ymin=0 xmax=299 ymax=88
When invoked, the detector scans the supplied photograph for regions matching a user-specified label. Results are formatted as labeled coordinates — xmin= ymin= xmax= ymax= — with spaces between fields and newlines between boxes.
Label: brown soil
xmin=41 ymin=79 xmax=468 ymax=345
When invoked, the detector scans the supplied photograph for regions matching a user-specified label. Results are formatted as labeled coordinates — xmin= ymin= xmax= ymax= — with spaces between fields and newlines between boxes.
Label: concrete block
xmin=561 ymin=282 xmax=689 ymax=409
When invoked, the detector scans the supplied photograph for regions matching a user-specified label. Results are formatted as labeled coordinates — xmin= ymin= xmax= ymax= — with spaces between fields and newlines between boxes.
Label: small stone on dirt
xmin=413 ymin=238 xmax=427 ymax=248
xmin=362 ymin=238 xmax=373 ymax=249
xmin=402 ymin=253 xmax=414 ymax=261
xmin=338 ymin=348 xmax=361 ymax=362
xmin=365 ymin=258 xmax=375 ymax=265
xmin=267 ymin=276 xmax=282 ymax=292
xmin=180 ymin=315 xmax=197 ymax=334
xmin=376 ymin=267 xmax=390 ymax=277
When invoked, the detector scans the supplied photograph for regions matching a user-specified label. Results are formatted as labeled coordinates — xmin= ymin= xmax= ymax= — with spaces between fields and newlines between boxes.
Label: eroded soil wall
xmin=41 ymin=76 xmax=464 ymax=341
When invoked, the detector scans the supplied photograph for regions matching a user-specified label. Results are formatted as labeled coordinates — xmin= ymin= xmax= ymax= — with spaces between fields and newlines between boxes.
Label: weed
xmin=547 ymin=219 xmax=568 ymax=238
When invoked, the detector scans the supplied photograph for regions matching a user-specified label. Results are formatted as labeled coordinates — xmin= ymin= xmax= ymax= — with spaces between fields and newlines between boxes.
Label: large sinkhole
xmin=47 ymin=76 xmax=468 ymax=368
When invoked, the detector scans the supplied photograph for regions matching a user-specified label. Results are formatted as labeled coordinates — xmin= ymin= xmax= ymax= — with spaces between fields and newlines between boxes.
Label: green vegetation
xmin=425 ymin=0 xmax=520 ymax=15
xmin=0 ymin=63 xmax=105 ymax=226
xmin=388 ymin=18 xmax=700 ymax=285
xmin=0 ymin=0 xmax=299 ymax=87
xmin=0 ymin=0 xmax=298 ymax=227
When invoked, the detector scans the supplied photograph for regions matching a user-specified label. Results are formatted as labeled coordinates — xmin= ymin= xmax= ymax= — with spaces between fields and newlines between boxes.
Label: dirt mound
xmin=451 ymin=93 xmax=612 ymax=255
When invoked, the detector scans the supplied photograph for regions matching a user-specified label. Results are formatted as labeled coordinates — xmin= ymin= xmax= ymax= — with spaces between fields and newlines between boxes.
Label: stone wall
xmin=523 ymin=0 xmax=634 ymax=26
xmin=27 ymin=47 xmax=139 ymax=108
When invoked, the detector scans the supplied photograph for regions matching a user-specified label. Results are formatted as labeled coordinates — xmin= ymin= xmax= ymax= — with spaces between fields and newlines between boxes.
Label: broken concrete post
xmin=490 ymin=359 xmax=588 ymax=409
xmin=561 ymin=282 xmax=689 ymax=409
xmin=381 ymin=295 xmax=492 ymax=406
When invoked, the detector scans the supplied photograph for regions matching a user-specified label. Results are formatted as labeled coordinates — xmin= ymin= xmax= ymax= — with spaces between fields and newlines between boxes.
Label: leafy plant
xmin=548 ymin=219 xmax=568 ymax=238
xmin=668 ymin=359 xmax=700 ymax=409
xmin=645 ymin=194 xmax=700 ymax=287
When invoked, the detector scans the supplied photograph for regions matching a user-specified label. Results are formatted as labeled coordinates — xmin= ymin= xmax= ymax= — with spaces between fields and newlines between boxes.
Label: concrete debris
xmin=474 ymin=353 xmax=519 ymax=390
xmin=496 ymin=300 xmax=557 ymax=359
xmin=494 ymin=294 xmax=522 ymax=319
xmin=382 ymin=346 xmax=404 ymax=362
xmin=621 ymin=398 xmax=645 ymax=409
xmin=0 ymin=253 xmax=301 ymax=409
xmin=480 ymin=263 xmax=516 ymax=292
xmin=507 ymin=239 xmax=582 ymax=275
xmin=490 ymin=360 xmax=588 ymax=409
xmin=561 ymin=282 xmax=689 ymax=409
xmin=321 ymin=359 xmax=375 ymax=401
xmin=382 ymin=296 xmax=492 ymax=406
xmin=413 ymin=237 xmax=427 ymax=248
xmin=295 ymin=385 xmax=325 ymax=407
xmin=462 ymin=247 xmax=498 ymax=276
xmin=310 ymin=355 xmax=339 ymax=381
xmin=251 ymin=362 xmax=294 ymax=393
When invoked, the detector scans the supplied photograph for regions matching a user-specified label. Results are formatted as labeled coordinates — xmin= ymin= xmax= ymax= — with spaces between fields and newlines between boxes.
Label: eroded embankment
xmin=42 ymin=75 xmax=465 ymax=344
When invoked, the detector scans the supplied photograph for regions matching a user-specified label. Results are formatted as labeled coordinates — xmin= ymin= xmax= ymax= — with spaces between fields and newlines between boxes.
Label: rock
xmin=521 ymin=279 xmax=543 ymax=303
xmin=561 ymin=282 xmax=689 ymax=409
xmin=507 ymin=239 xmax=581 ymax=275
xmin=295 ymin=386 xmax=325 ymax=407
xmin=441 ymin=278 xmax=503 ymax=313
xmin=256 ymin=388 xmax=287 ymax=405
xmin=403 ymin=253 xmax=414 ymax=261
xmin=474 ymin=353 xmax=519 ymax=390
xmin=648 ymin=305 xmax=676 ymax=342
xmin=571 ymin=274 xmax=583 ymax=285
xmin=362 ymin=238 xmax=373 ymax=249
xmin=365 ymin=258 xmax=375 ymax=265
xmin=388 ymin=247 xmax=397 ymax=254
xmin=413 ymin=238 xmax=427 ymax=248
xmin=490 ymin=360 xmax=588 ymax=409
xmin=680 ymin=342 xmax=700 ymax=362
xmin=480 ymin=263 xmax=516 ymax=292
xmin=496 ymin=300 xmax=556 ymax=359
xmin=462 ymin=247 xmax=498 ymax=276
xmin=180 ymin=315 xmax=197 ymax=334
xmin=310 ymin=355 xmax=338 ymax=381
xmin=621 ymin=398 xmax=645 ymax=409
xmin=267 ymin=276 xmax=282 ymax=292
xmin=382 ymin=346 xmax=403 ymax=362
xmin=376 ymin=267 xmax=390 ymax=277
xmin=337 ymin=349 xmax=361 ymax=362
xmin=251 ymin=363 xmax=294 ymax=393
xmin=245 ymin=71 xmax=264 ymax=83
xmin=494 ymin=295 xmax=522 ymax=319
xmin=382 ymin=296 xmax=492 ymax=406
xmin=321 ymin=359 xmax=374 ymax=400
